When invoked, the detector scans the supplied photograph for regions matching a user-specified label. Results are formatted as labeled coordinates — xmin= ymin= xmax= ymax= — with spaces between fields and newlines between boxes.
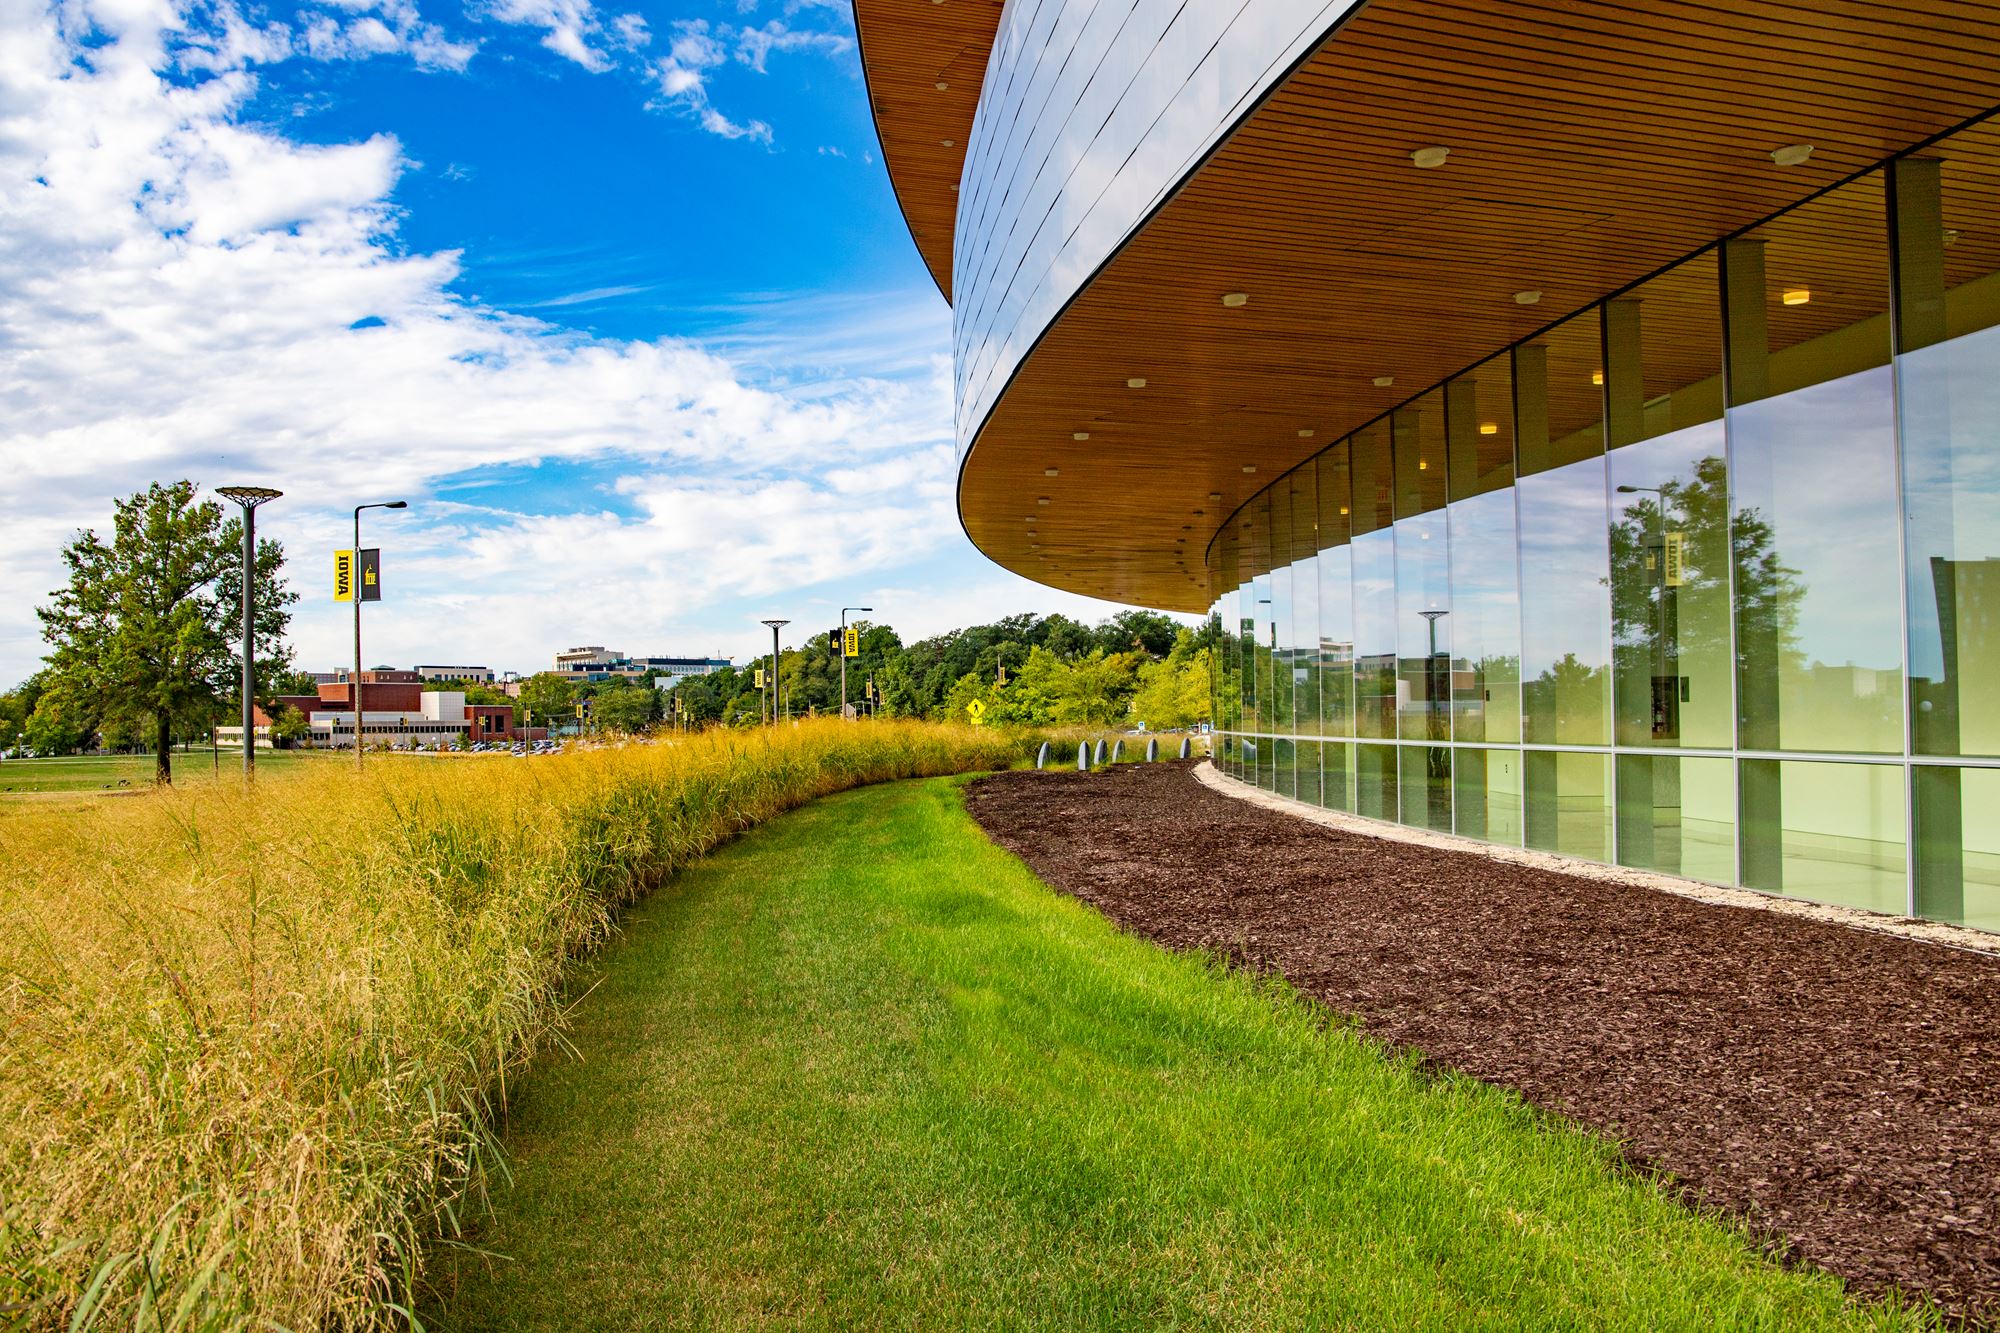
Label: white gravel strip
xmin=1193 ymin=759 xmax=2000 ymax=958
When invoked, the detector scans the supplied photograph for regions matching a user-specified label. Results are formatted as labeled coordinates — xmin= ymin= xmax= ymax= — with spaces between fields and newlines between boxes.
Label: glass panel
xmin=1525 ymin=749 xmax=1611 ymax=862
xmin=1914 ymin=765 xmax=2000 ymax=931
xmin=1447 ymin=487 xmax=1520 ymax=744
xmin=1289 ymin=468 xmax=1321 ymax=738
xmin=1740 ymin=759 xmax=1905 ymax=914
xmin=1318 ymin=448 xmax=1355 ymax=738
xmin=1615 ymin=755 xmax=1736 ymax=883
xmin=1268 ymin=489 xmax=1295 ymax=741
xmin=1321 ymin=741 xmax=1353 ymax=813
xmin=1396 ymin=511 xmax=1451 ymax=742
xmin=1274 ymin=737 xmax=1297 ymax=798
xmin=1516 ymin=307 xmax=1604 ymax=477
xmin=1519 ymin=456 xmax=1612 ymax=745
xmin=1353 ymin=529 xmax=1397 ymax=740
xmin=1399 ymin=744 xmax=1452 ymax=832
xmin=1453 ymin=747 xmax=1523 ymax=847
xmin=1609 ymin=423 xmax=1733 ymax=748
xmin=1356 ymin=743 xmax=1397 ymax=821
xmin=1726 ymin=172 xmax=1901 ymax=755
xmin=1297 ymin=739 xmax=1323 ymax=808
xmin=1728 ymin=369 xmax=1903 ymax=754
xmin=1393 ymin=392 xmax=1448 ymax=520
xmin=1900 ymin=122 xmax=2000 ymax=758
xmin=1446 ymin=355 xmax=1515 ymax=503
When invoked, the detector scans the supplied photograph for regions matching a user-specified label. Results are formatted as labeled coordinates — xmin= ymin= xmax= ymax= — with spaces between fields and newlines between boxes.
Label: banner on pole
xmin=357 ymin=548 xmax=382 ymax=602
xmin=334 ymin=549 xmax=355 ymax=602
xmin=844 ymin=626 xmax=860 ymax=658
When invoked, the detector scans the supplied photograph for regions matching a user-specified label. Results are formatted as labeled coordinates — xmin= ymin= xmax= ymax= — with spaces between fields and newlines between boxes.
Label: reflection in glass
xmin=1357 ymin=743 xmax=1397 ymax=821
xmin=1290 ymin=469 xmax=1321 ymax=741
xmin=1526 ymin=750 xmax=1611 ymax=861
xmin=1729 ymin=369 xmax=1903 ymax=754
xmin=1321 ymin=741 xmax=1353 ymax=813
xmin=1353 ymin=530 xmax=1397 ymax=739
xmin=1519 ymin=457 xmax=1611 ymax=745
xmin=1448 ymin=488 xmax=1520 ymax=743
xmin=1609 ymin=424 xmax=1733 ymax=748
xmin=1740 ymin=759 xmax=1905 ymax=913
xmin=1396 ymin=514 xmax=1451 ymax=741
xmin=1399 ymin=744 xmax=1452 ymax=832
xmin=1318 ymin=448 xmax=1355 ymax=737
xmin=1454 ymin=747 xmax=1523 ymax=846
xmin=1915 ymin=765 xmax=2000 ymax=931
xmin=1615 ymin=755 xmax=1735 ymax=882
xmin=1274 ymin=738 xmax=1297 ymax=799
xmin=1297 ymin=739 xmax=1322 ymax=808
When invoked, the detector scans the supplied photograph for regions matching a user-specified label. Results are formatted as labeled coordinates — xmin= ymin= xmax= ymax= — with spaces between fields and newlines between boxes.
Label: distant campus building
xmin=856 ymin=2 xmax=2000 ymax=931
xmin=218 ymin=670 xmax=521 ymax=749
xmin=553 ymin=646 xmax=730 ymax=686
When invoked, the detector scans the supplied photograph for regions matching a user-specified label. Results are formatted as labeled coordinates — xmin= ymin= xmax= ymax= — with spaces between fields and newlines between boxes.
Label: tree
xmin=36 ymin=481 xmax=295 ymax=784
xmin=269 ymin=668 xmax=322 ymax=696
xmin=516 ymin=673 xmax=576 ymax=731
xmin=423 ymin=679 xmax=510 ymax=705
xmin=268 ymin=704 xmax=310 ymax=748
xmin=594 ymin=680 xmax=659 ymax=733
xmin=1130 ymin=629 xmax=1213 ymax=730
xmin=22 ymin=696 xmax=85 ymax=756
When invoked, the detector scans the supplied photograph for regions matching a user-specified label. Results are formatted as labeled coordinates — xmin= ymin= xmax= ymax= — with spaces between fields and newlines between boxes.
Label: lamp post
xmin=216 ymin=487 xmax=282 ymax=780
xmin=761 ymin=619 xmax=789 ymax=726
xmin=840 ymin=606 xmax=871 ymax=720
xmin=353 ymin=500 xmax=408 ymax=768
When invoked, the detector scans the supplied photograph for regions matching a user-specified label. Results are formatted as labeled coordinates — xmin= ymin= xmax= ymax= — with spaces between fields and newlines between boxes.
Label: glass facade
xmin=1206 ymin=123 xmax=2000 ymax=931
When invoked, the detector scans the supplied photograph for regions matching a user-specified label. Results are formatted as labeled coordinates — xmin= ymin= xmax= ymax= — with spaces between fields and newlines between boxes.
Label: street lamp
xmin=761 ymin=619 xmax=789 ymax=726
xmin=840 ymin=606 xmax=872 ymax=719
xmin=216 ymin=486 xmax=282 ymax=780
xmin=1418 ymin=609 xmax=1450 ymax=741
xmin=353 ymin=500 xmax=408 ymax=768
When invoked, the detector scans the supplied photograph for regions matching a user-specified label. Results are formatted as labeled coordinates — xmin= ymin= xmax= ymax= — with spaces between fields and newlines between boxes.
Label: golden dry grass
xmin=0 ymin=721 xmax=1033 ymax=1330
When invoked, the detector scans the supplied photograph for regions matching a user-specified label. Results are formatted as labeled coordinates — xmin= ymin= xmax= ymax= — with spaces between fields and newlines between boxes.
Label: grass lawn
xmin=427 ymin=776 xmax=1922 ymax=1332
xmin=1 ymin=748 xmax=350 ymax=796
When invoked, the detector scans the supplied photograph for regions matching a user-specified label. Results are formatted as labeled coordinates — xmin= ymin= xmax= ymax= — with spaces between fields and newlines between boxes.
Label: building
xmin=553 ymin=647 xmax=730 ymax=684
xmin=414 ymin=664 xmax=497 ymax=683
xmin=215 ymin=671 xmax=522 ymax=748
xmin=855 ymin=2 xmax=2000 ymax=931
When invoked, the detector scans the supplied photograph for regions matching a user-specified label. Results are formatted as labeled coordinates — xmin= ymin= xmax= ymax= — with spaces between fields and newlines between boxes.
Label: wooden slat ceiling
xmin=851 ymin=0 xmax=1001 ymax=296
xmin=854 ymin=0 xmax=2000 ymax=612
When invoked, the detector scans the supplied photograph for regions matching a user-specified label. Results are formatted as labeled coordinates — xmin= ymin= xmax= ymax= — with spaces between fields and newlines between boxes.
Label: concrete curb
xmin=1193 ymin=760 xmax=2000 ymax=959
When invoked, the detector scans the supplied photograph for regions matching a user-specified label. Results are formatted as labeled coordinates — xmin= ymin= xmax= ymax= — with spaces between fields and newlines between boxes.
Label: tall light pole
xmin=353 ymin=500 xmax=408 ymax=768
xmin=217 ymin=487 xmax=282 ymax=780
xmin=840 ymin=606 xmax=871 ymax=720
xmin=761 ymin=619 xmax=789 ymax=726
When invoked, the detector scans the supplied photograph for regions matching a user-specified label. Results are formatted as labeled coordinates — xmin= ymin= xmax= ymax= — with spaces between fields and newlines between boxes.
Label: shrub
xmin=0 ymin=720 xmax=1033 ymax=1329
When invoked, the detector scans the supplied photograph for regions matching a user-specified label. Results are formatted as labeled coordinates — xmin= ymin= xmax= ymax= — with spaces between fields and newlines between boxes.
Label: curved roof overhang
xmin=858 ymin=0 xmax=2000 ymax=613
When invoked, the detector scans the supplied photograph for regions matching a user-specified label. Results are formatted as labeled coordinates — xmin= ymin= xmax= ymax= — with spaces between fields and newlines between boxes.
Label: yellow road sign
xmin=844 ymin=626 xmax=860 ymax=658
xmin=966 ymin=698 xmax=986 ymax=724
xmin=334 ymin=549 xmax=355 ymax=602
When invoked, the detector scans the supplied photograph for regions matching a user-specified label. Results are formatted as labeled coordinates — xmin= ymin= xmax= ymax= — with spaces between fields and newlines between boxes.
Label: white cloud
xmin=476 ymin=0 xmax=607 ymax=69
xmin=0 ymin=0 xmax=997 ymax=683
xmin=733 ymin=18 xmax=848 ymax=73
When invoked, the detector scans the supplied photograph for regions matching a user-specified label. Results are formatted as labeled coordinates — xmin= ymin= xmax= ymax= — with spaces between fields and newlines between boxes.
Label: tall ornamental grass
xmin=0 ymin=721 xmax=1034 ymax=1330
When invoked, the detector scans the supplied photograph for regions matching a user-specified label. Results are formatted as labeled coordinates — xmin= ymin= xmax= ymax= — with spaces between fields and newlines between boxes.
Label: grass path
xmin=427 ymin=777 xmax=1919 ymax=1331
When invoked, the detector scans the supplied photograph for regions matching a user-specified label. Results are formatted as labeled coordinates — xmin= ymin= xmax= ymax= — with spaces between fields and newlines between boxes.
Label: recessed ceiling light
xmin=1770 ymin=143 xmax=1814 ymax=167
xmin=1220 ymin=292 xmax=1249 ymax=308
xmin=1513 ymin=290 xmax=1542 ymax=305
xmin=1782 ymin=288 xmax=1811 ymax=305
xmin=1036 ymin=496 xmax=1050 ymax=505
xmin=1044 ymin=467 xmax=1059 ymax=477
xmin=1339 ymin=506 xmax=1350 ymax=516
xmin=940 ymin=139 xmax=954 ymax=147
xmin=1175 ymin=538 xmax=1186 ymax=545
xmin=1024 ymin=516 xmax=1036 ymax=524
xmin=1241 ymin=464 xmax=1257 ymax=474
xmin=1208 ymin=492 xmax=1222 ymax=502
xmin=1072 ymin=431 xmax=1090 ymax=441
xmin=1591 ymin=370 xmax=1605 ymax=386
xmin=1418 ymin=459 xmax=1429 ymax=471
xmin=934 ymin=82 xmax=948 ymax=90
xmin=1297 ymin=428 xmax=1314 ymax=438
xmin=1944 ymin=228 xmax=1961 ymax=247
xmin=1410 ymin=146 xmax=1451 ymax=169
xmin=1372 ymin=375 xmax=1394 ymax=387
xmin=949 ymin=184 xmax=959 ymax=192
xmin=1479 ymin=421 xmax=1498 ymax=435
xmin=1126 ymin=377 xmax=1147 ymax=388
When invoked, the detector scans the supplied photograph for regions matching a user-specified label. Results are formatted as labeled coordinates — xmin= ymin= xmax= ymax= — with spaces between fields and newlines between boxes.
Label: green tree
xmin=516 ymin=673 xmax=577 ymax=732
xmin=36 ymin=481 xmax=295 ymax=784
xmin=22 ymin=695 xmax=86 ymax=756
xmin=594 ymin=681 xmax=660 ymax=733
xmin=269 ymin=668 xmax=322 ymax=696
xmin=1129 ymin=629 xmax=1213 ymax=730
xmin=268 ymin=703 xmax=310 ymax=747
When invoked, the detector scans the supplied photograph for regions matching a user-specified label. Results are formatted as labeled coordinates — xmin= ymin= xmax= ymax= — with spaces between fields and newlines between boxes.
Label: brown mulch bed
xmin=966 ymin=760 xmax=2000 ymax=1322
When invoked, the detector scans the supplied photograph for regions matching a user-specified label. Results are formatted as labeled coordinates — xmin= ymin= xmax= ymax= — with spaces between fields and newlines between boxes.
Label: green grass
xmin=427 ymin=776 xmax=1920 ymax=1331
xmin=0 ymin=748 xmax=335 ymax=795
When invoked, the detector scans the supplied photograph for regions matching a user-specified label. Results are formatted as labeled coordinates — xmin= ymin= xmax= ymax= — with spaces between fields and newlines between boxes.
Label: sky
xmin=0 ymin=0 xmax=1149 ymax=686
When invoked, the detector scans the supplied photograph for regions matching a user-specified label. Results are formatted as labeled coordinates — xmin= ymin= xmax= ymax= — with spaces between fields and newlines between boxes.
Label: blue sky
xmin=0 ymin=0 xmax=1142 ymax=683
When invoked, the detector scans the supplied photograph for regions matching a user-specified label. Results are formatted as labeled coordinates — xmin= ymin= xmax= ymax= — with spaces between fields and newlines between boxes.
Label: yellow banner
xmin=333 ymin=549 xmax=355 ymax=602
xmin=844 ymin=626 xmax=860 ymax=658
xmin=754 ymin=669 xmax=766 ymax=689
